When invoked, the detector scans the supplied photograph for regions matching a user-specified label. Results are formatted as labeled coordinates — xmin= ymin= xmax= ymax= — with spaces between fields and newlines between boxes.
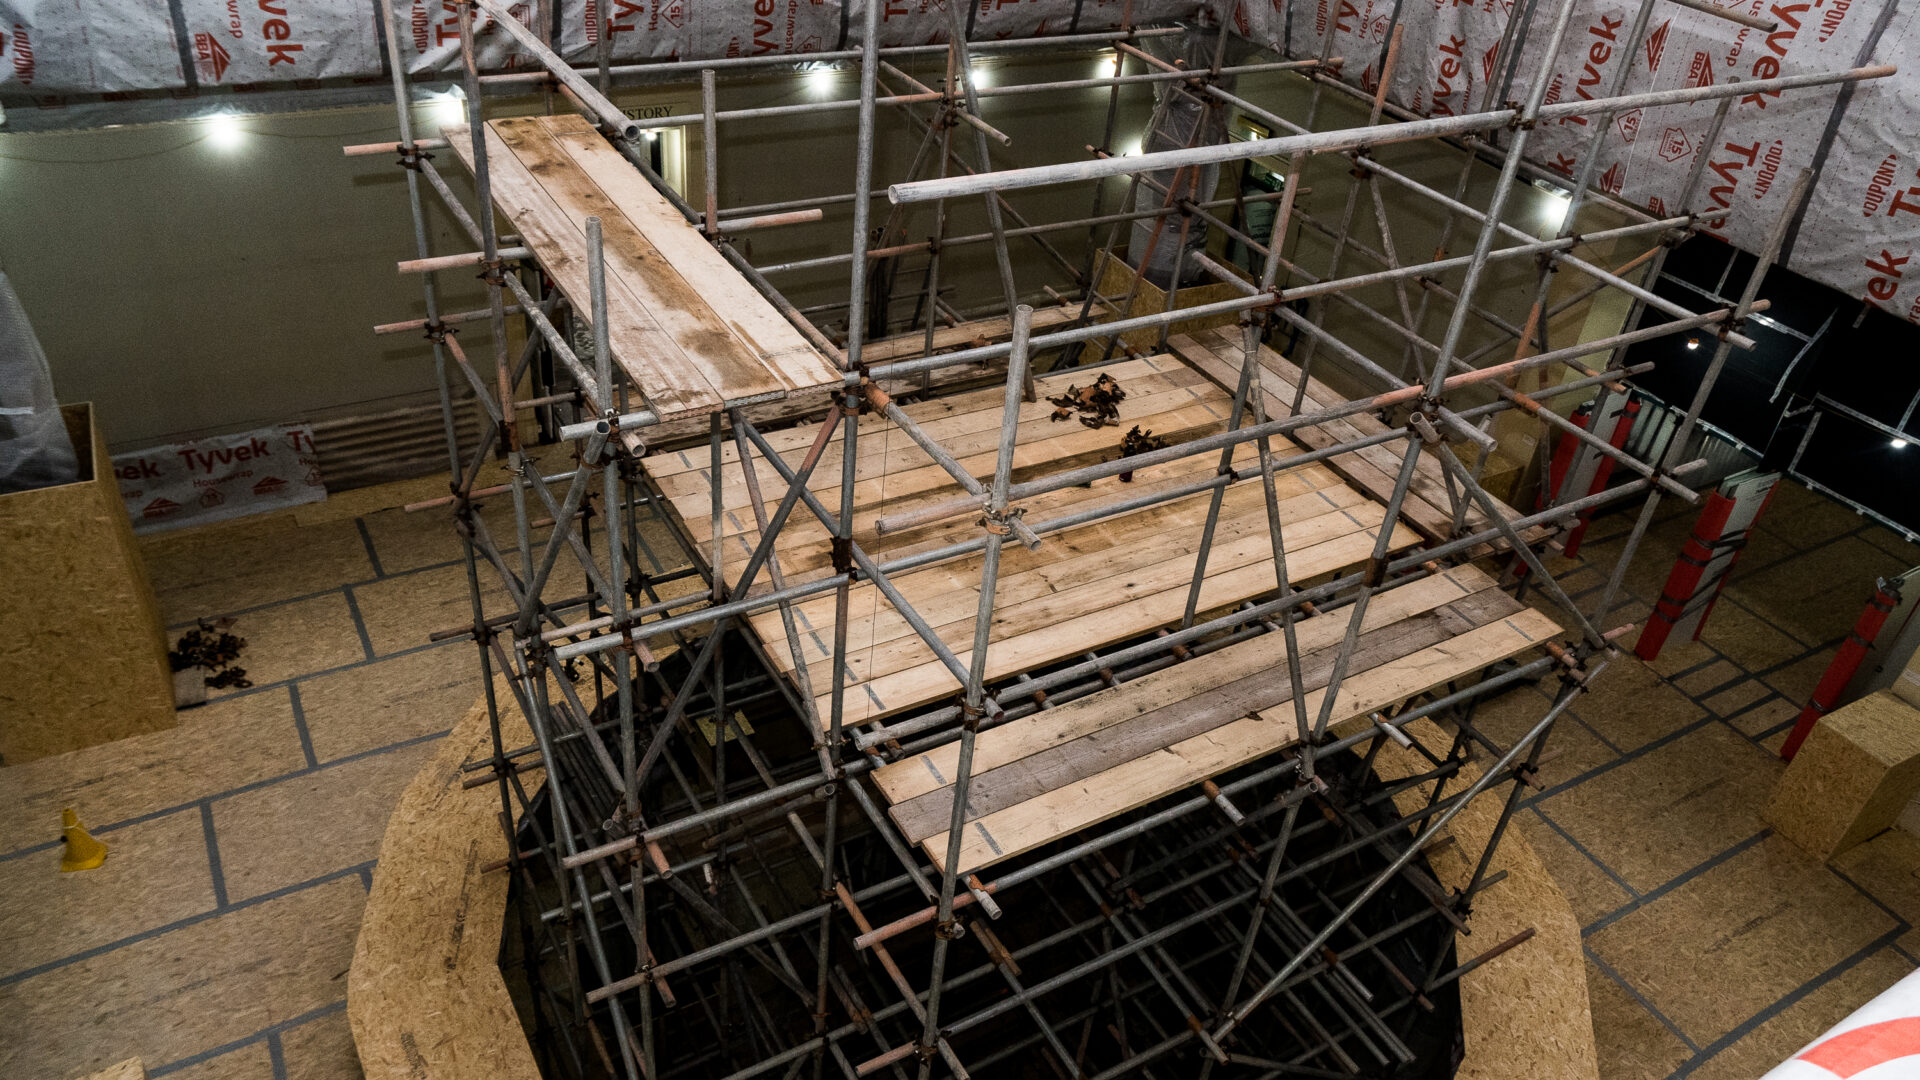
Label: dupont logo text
xmin=4 ymin=23 xmax=33 ymax=85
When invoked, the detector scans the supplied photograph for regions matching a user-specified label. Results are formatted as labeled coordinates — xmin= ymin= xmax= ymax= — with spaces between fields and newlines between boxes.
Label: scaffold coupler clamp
xmin=958 ymin=697 xmax=987 ymax=733
xmin=423 ymin=320 xmax=452 ymax=345
xmin=934 ymin=912 xmax=967 ymax=941
xmin=856 ymin=374 xmax=887 ymax=416
xmin=478 ymin=257 xmax=508 ymax=288
xmin=395 ymin=142 xmax=431 ymax=171
xmin=1542 ymin=639 xmax=1589 ymax=686
xmin=600 ymin=808 xmax=635 ymax=855
xmin=1408 ymin=409 xmax=1446 ymax=447
xmin=979 ymin=504 xmax=1026 ymax=537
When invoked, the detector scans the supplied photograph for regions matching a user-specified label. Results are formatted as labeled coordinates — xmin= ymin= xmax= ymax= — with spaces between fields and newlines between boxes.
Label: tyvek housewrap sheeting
xmin=1 ymin=0 xmax=1914 ymax=315
xmin=1228 ymin=0 xmax=1916 ymax=320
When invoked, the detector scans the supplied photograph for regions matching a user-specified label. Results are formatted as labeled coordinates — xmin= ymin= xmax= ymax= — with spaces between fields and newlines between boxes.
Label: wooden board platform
xmin=643 ymin=352 xmax=1422 ymax=728
xmin=870 ymin=565 xmax=1558 ymax=874
xmin=445 ymin=114 xmax=843 ymax=419
xmin=1169 ymin=326 xmax=1532 ymax=545
xmin=857 ymin=303 xmax=1083 ymax=364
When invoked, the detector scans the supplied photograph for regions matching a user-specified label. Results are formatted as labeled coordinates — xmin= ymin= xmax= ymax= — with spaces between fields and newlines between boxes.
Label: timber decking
xmin=1169 ymin=326 xmax=1530 ymax=544
xmin=857 ymin=303 xmax=1084 ymax=364
xmin=870 ymin=564 xmax=1559 ymax=874
xmin=642 ymin=352 xmax=1422 ymax=728
xmin=445 ymin=114 xmax=842 ymax=420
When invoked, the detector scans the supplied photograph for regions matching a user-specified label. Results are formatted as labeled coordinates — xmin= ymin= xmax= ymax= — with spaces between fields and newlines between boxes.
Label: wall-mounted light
xmin=432 ymin=87 xmax=467 ymax=127
xmin=1895 ymin=438 xmax=1910 ymax=450
xmin=802 ymin=62 xmax=838 ymax=98
xmin=969 ymin=59 xmax=994 ymax=89
xmin=1541 ymin=189 xmax=1572 ymax=232
xmin=1686 ymin=337 xmax=1700 ymax=350
xmin=204 ymin=112 xmax=245 ymax=150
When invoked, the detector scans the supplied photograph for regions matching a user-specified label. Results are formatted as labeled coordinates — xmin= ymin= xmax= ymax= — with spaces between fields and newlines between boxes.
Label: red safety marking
xmin=1780 ymin=583 xmax=1901 ymax=761
xmin=1691 ymin=475 xmax=1779 ymax=641
xmin=1633 ymin=491 xmax=1736 ymax=662
xmin=1797 ymin=1016 xmax=1920 ymax=1077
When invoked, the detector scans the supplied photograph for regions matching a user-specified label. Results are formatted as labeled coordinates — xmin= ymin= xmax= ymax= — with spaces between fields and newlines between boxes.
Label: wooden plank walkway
xmin=870 ymin=564 xmax=1558 ymax=874
xmin=643 ymin=353 xmax=1422 ymax=728
xmin=445 ymin=114 xmax=843 ymax=420
xmin=1169 ymin=326 xmax=1532 ymax=545
xmin=857 ymin=303 xmax=1083 ymax=364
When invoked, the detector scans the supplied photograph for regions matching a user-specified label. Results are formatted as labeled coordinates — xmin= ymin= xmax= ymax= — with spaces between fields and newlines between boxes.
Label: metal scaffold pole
xmin=348 ymin=2 xmax=1891 ymax=1072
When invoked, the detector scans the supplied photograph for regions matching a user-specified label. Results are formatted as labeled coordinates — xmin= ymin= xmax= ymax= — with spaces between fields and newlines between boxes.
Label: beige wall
xmin=0 ymin=53 xmax=1630 ymax=458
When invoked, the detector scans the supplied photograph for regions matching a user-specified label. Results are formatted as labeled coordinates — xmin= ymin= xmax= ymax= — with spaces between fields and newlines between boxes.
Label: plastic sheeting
xmin=1760 ymin=964 xmax=1920 ymax=1077
xmin=0 ymin=270 xmax=78 ymax=495
xmin=1229 ymin=0 xmax=1919 ymax=318
xmin=112 ymin=422 xmax=326 ymax=534
xmin=2 ymin=0 xmax=1917 ymax=314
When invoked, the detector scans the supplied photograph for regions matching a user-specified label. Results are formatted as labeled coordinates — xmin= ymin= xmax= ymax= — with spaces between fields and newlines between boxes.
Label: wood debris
xmin=1046 ymin=373 xmax=1127 ymax=429
xmin=1116 ymin=425 xmax=1172 ymax=483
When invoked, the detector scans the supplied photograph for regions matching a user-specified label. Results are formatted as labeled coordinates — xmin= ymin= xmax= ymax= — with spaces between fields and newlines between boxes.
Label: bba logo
xmin=253 ymin=476 xmax=288 ymax=496
xmin=1687 ymin=50 xmax=1714 ymax=88
xmin=1644 ymin=20 xmax=1669 ymax=73
xmin=194 ymin=32 xmax=232 ymax=82
xmin=143 ymin=497 xmax=182 ymax=521
xmin=1599 ymin=162 xmax=1624 ymax=196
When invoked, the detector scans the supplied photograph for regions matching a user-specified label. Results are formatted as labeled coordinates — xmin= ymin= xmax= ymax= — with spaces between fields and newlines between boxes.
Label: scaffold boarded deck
xmin=1169 ymin=327 xmax=1528 ymax=544
xmin=445 ymin=113 xmax=842 ymax=419
xmin=643 ymin=352 xmax=1423 ymax=727
xmin=870 ymin=564 xmax=1558 ymax=874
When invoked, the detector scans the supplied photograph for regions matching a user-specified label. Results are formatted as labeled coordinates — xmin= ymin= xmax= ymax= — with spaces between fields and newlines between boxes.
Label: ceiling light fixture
xmin=204 ymin=112 xmax=245 ymax=150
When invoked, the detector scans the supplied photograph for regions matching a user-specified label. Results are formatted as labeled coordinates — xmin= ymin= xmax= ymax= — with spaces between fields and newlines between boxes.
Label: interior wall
xmin=0 ymin=47 xmax=1627 ymax=457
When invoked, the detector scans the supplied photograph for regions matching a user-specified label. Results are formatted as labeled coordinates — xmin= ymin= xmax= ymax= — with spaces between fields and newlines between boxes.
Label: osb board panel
xmin=347 ymin=687 xmax=542 ymax=1080
xmin=214 ymin=739 xmax=442 ymax=902
xmin=0 ymin=403 xmax=175 ymax=764
xmin=0 ymin=877 xmax=365 ymax=1080
xmin=1094 ymin=254 xmax=1246 ymax=352
xmin=1376 ymin=717 xmax=1599 ymax=1080
xmin=167 ymin=1043 xmax=271 ymax=1080
xmin=73 ymin=1058 xmax=145 ymax=1080
xmin=1 ymin=808 xmax=213 ymax=981
xmin=0 ymin=681 xmax=306 ymax=858
xmin=1767 ymin=691 xmax=1920 ymax=859
xmin=281 ymin=1009 xmax=362 ymax=1080
xmin=1586 ymin=834 xmax=1896 ymax=1047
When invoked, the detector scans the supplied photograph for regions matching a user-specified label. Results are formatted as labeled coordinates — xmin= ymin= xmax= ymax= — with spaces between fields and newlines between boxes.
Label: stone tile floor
xmin=1 ymin=464 xmax=1917 ymax=1079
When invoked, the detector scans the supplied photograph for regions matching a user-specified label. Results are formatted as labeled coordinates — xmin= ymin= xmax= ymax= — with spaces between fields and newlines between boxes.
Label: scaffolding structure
xmin=354 ymin=2 xmax=1892 ymax=1076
